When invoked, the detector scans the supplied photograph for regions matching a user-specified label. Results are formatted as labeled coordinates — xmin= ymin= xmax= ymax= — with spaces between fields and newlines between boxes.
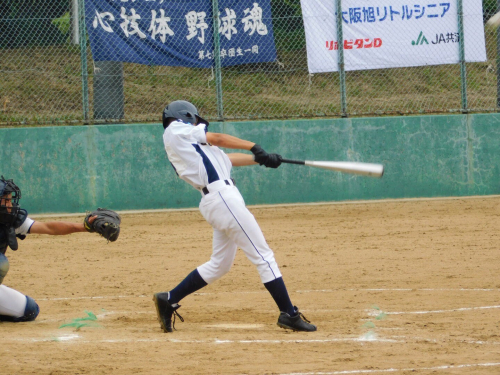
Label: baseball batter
xmin=0 ymin=176 xmax=120 ymax=322
xmin=153 ymin=100 xmax=317 ymax=332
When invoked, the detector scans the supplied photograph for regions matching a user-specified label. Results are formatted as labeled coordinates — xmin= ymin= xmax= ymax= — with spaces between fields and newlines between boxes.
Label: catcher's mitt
xmin=84 ymin=208 xmax=121 ymax=242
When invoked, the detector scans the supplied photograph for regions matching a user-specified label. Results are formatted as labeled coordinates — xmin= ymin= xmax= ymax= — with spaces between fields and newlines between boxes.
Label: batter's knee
xmin=0 ymin=253 xmax=9 ymax=285
xmin=218 ymin=261 xmax=233 ymax=277
xmin=198 ymin=261 xmax=233 ymax=284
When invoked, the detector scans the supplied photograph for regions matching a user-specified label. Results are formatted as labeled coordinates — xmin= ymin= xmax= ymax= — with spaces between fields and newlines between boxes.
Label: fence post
xmin=212 ymin=0 xmax=224 ymax=121
xmin=497 ymin=0 xmax=500 ymax=108
xmin=457 ymin=0 xmax=468 ymax=112
xmin=71 ymin=0 xmax=79 ymax=44
xmin=336 ymin=0 xmax=347 ymax=117
xmin=78 ymin=0 xmax=90 ymax=122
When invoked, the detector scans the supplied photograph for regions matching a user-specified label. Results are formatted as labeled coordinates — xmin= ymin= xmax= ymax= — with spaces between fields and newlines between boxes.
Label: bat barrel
xmin=281 ymin=158 xmax=384 ymax=178
xmin=306 ymin=161 xmax=384 ymax=177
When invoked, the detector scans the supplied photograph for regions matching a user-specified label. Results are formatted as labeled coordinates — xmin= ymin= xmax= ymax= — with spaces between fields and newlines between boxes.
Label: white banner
xmin=301 ymin=0 xmax=486 ymax=73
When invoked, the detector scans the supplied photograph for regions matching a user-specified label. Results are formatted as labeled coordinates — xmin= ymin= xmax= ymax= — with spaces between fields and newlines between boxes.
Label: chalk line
xmin=379 ymin=305 xmax=500 ymax=315
xmin=278 ymin=362 xmax=500 ymax=375
xmin=29 ymin=194 xmax=500 ymax=219
xmin=36 ymin=288 xmax=499 ymax=302
xmin=6 ymin=336 xmax=401 ymax=344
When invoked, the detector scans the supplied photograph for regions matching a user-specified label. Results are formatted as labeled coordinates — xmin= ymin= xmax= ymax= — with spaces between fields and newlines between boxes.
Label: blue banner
xmin=85 ymin=0 xmax=277 ymax=67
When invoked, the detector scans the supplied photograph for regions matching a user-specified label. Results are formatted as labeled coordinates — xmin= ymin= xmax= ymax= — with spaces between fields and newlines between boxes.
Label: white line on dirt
xmin=297 ymin=288 xmax=500 ymax=292
xmin=36 ymin=288 xmax=499 ymax=301
xmin=380 ymin=305 xmax=500 ymax=315
xmin=6 ymin=331 xmax=500 ymax=348
xmin=386 ymin=336 xmax=500 ymax=346
xmin=29 ymin=194 xmax=500 ymax=218
xmin=37 ymin=295 xmax=149 ymax=301
xmin=278 ymin=362 xmax=500 ymax=375
xmin=7 ymin=336 xmax=500 ymax=346
xmin=7 ymin=336 xmax=401 ymax=344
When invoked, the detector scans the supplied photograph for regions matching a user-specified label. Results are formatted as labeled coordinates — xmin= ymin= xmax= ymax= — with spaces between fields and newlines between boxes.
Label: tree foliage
xmin=0 ymin=0 xmax=69 ymax=48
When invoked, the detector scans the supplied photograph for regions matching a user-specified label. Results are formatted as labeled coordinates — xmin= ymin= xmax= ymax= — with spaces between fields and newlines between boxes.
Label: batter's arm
xmin=206 ymin=132 xmax=255 ymax=150
xmin=206 ymin=132 xmax=281 ymax=168
xmin=227 ymin=153 xmax=258 ymax=166
xmin=30 ymin=216 xmax=96 ymax=235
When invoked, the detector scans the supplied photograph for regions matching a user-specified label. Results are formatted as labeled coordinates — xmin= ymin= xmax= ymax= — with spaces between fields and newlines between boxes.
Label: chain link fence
xmin=0 ymin=0 xmax=498 ymax=126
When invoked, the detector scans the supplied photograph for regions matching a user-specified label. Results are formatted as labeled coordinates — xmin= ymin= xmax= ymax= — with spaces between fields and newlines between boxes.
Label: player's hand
xmin=264 ymin=154 xmax=282 ymax=168
xmin=250 ymin=144 xmax=269 ymax=165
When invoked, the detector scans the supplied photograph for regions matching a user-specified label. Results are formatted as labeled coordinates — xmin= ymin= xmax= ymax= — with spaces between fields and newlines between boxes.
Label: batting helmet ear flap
xmin=195 ymin=115 xmax=209 ymax=127
xmin=162 ymin=113 xmax=173 ymax=129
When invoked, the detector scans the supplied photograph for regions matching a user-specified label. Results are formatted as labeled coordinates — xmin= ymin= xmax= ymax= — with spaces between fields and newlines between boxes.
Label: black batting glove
xmin=250 ymin=144 xmax=269 ymax=166
xmin=264 ymin=154 xmax=282 ymax=168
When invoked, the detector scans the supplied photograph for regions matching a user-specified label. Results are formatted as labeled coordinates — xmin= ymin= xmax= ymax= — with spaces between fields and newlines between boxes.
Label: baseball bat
xmin=281 ymin=159 xmax=384 ymax=178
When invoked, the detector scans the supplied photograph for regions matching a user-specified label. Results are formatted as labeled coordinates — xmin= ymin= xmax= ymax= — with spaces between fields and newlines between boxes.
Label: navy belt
xmin=202 ymin=179 xmax=235 ymax=195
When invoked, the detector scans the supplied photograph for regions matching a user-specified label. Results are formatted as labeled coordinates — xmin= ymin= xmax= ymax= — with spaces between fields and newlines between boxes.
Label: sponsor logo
xmin=431 ymin=32 xmax=460 ymax=44
xmin=326 ymin=38 xmax=382 ymax=50
xmin=412 ymin=31 xmax=429 ymax=45
xmin=412 ymin=31 xmax=460 ymax=45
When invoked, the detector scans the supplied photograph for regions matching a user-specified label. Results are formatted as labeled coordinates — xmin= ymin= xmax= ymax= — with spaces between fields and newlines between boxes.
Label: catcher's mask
xmin=0 ymin=176 xmax=21 ymax=226
xmin=162 ymin=100 xmax=209 ymax=129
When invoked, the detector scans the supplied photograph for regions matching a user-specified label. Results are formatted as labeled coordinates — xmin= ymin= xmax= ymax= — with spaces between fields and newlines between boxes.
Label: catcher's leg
xmin=0 ymin=252 xmax=9 ymax=285
xmin=0 ymin=252 xmax=40 ymax=322
xmin=0 ymin=285 xmax=40 ymax=322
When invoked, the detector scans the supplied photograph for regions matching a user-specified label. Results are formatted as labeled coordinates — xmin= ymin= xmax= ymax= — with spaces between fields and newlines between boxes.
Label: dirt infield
xmin=2 ymin=196 xmax=500 ymax=375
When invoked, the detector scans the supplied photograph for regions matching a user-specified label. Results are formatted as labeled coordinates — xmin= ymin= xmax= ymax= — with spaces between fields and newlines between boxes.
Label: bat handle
xmin=281 ymin=158 xmax=306 ymax=165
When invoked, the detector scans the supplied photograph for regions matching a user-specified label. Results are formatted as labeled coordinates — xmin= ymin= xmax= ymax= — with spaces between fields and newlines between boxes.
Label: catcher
xmin=0 ymin=176 xmax=120 ymax=322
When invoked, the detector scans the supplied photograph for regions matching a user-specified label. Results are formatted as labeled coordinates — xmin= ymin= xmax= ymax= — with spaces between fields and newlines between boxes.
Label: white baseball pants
xmin=198 ymin=182 xmax=282 ymax=284
xmin=0 ymin=285 xmax=27 ymax=318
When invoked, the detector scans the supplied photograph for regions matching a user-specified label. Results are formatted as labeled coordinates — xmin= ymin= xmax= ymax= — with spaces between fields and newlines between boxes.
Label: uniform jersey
xmin=163 ymin=120 xmax=232 ymax=192
xmin=16 ymin=217 xmax=34 ymax=236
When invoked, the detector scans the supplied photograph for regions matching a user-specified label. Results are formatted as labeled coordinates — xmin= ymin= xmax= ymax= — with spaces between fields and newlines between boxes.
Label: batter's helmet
xmin=0 ymin=176 xmax=21 ymax=225
xmin=162 ymin=100 xmax=209 ymax=129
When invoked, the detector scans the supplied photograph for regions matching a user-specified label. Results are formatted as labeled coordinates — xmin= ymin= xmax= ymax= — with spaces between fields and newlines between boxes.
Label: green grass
xmin=1 ymin=28 xmax=499 ymax=127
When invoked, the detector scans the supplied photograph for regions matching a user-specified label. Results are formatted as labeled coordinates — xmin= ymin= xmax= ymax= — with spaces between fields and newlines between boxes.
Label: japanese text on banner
xmin=300 ymin=0 xmax=486 ymax=73
xmin=86 ymin=0 xmax=277 ymax=67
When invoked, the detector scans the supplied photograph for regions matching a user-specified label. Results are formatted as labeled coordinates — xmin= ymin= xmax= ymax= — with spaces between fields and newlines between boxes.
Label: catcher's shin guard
xmin=0 ymin=253 xmax=9 ymax=285
xmin=277 ymin=306 xmax=317 ymax=332
xmin=153 ymin=292 xmax=184 ymax=333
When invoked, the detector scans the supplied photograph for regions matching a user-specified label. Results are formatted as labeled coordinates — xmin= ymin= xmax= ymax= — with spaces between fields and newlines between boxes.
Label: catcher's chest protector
xmin=0 ymin=228 xmax=8 ymax=255
xmin=0 ymin=210 xmax=28 ymax=253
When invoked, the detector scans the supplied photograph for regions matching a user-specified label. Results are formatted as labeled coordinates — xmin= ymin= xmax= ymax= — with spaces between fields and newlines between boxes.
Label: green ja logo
xmin=412 ymin=31 xmax=429 ymax=45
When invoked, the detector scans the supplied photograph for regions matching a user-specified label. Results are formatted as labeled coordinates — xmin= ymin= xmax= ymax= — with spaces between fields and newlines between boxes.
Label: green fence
xmin=1 ymin=114 xmax=499 ymax=214
xmin=0 ymin=1 xmax=499 ymax=126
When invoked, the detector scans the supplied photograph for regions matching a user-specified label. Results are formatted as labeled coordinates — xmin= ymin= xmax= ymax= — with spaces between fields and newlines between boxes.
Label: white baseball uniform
xmin=163 ymin=120 xmax=282 ymax=284
xmin=0 ymin=216 xmax=35 ymax=318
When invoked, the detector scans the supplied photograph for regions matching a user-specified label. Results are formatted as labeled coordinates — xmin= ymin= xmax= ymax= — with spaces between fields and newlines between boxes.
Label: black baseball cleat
xmin=153 ymin=292 xmax=184 ymax=333
xmin=277 ymin=306 xmax=317 ymax=332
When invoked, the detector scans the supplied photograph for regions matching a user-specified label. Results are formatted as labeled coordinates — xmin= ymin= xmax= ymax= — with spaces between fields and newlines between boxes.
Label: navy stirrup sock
xmin=168 ymin=269 xmax=208 ymax=304
xmin=264 ymin=277 xmax=295 ymax=316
